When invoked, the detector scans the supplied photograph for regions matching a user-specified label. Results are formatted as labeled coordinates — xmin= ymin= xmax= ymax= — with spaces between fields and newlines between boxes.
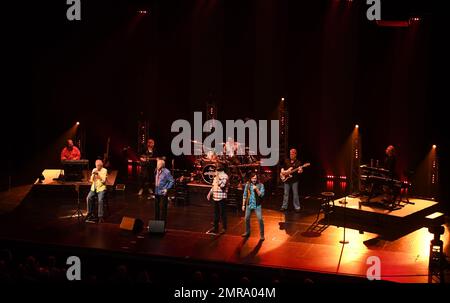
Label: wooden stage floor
xmin=0 ymin=185 xmax=448 ymax=283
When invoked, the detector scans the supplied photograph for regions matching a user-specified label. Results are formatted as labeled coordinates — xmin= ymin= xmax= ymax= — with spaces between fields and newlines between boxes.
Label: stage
xmin=330 ymin=196 xmax=444 ymax=240
xmin=0 ymin=184 xmax=448 ymax=283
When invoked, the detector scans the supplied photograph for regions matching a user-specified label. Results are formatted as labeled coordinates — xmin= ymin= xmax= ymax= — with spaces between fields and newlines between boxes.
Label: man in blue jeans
xmin=241 ymin=173 xmax=265 ymax=241
xmin=281 ymin=148 xmax=302 ymax=212
xmin=154 ymin=159 xmax=174 ymax=222
xmin=86 ymin=159 xmax=108 ymax=223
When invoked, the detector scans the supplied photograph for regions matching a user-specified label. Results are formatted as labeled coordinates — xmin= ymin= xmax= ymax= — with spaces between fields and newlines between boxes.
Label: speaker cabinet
xmin=148 ymin=220 xmax=165 ymax=234
xmin=120 ymin=216 xmax=143 ymax=233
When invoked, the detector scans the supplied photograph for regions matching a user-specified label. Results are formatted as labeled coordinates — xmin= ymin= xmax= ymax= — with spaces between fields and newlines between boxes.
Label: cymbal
xmin=228 ymin=162 xmax=261 ymax=168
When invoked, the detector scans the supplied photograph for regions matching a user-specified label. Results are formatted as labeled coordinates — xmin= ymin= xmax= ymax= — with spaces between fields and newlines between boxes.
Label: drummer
xmin=223 ymin=137 xmax=240 ymax=165
xmin=206 ymin=150 xmax=218 ymax=162
xmin=224 ymin=137 xmax=237 ymax=157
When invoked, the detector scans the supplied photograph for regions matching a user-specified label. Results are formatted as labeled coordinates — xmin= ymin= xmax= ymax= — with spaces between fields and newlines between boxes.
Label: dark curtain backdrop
xmin=3 ymin=0 xmax=445 ymax=206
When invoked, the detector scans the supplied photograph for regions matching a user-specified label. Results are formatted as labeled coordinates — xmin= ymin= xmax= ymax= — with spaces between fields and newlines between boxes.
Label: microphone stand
xmin=339 ymin=186 xmax=349 ymax=245
xmin=71 ymin=184 xmax=84 ymax=223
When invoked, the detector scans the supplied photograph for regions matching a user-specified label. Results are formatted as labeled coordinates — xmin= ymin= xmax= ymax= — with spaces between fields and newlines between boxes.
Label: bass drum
xmin=202 ymin=164 xmax=217 ymax=184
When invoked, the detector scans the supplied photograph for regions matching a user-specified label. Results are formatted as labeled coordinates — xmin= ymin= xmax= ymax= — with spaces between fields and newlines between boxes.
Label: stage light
xmin=432 ymin=145 xmax=437 ymax=149
xmin=355 ymin=124 xmax=359 ymax=129
xmin=76 ymin=122 xmax=80 ymax=126
xmin=376 ymin=20 xmax=409 ymax=28
xmin=408 ymin=17 xmax=421 ymax=26
xmin=138 ymin=10 xmax=148 ymax=15
xmin=281 ymin=97 xmax=285 ymax=101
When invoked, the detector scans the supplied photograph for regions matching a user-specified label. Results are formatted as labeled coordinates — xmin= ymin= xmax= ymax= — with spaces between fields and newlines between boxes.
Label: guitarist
xmin=281 ymin=148 xmax=302 ymax=212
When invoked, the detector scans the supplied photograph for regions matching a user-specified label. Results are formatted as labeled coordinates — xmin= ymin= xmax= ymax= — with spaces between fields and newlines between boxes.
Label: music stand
xmin=71 ymin=184 xmax=84 ymax=222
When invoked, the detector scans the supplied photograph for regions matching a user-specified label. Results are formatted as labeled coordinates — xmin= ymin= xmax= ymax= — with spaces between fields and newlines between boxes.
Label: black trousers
xmin=139 ymin=164 xmax=155 ymax=192
xmin=213 ymin=199 xmax=227 ymax=231
xmin=155 ymin=195 xmax=168 ymax=222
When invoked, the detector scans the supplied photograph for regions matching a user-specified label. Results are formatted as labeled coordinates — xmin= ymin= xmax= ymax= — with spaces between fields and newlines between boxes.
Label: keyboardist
xmin=383 ymin=145 xmax=398 ymax=202
xmin=384 ymin=145 xmax=397 ymax=178
xmin=61 ymin=139 xmax=81 ymax=161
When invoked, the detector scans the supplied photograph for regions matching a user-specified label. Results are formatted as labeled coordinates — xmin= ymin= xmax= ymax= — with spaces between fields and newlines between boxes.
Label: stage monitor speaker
xmin=120 ymin=216 xmax=143 ymax=233
xmin=148 ymin=220 xmax=165 ymax=234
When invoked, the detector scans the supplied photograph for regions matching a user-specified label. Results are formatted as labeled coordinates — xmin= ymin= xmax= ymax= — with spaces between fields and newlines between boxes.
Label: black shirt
xmin=141 ymin=148 xmax=159 ymax=169
xmin=142 ymin=148 xmax=156 ymax=158
xmin=384 ymin=155 xmax=397 ymax=178
xmin=284 ymin=159 xmax=302 ymax=184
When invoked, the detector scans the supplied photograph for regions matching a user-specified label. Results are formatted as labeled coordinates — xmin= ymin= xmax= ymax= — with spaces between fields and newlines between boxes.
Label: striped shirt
xmin=209 ymin=171 xmax=228 ymax=201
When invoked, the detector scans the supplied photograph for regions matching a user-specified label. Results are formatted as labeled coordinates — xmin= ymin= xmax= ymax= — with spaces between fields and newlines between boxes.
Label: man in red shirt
xmin=61 ymin=139 xmax=81 ymax=160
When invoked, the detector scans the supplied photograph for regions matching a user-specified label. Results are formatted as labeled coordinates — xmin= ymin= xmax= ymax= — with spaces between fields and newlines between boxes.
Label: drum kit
xmin=190 ymin=140 xmax=272 ymax=188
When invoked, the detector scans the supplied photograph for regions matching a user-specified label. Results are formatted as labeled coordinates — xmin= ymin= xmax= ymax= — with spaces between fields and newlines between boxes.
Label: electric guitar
xmin=280 ymin=163 xmax=311 ymax=183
